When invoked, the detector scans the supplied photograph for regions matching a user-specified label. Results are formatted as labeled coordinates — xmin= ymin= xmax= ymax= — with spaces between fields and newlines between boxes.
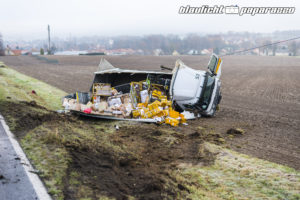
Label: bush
xmin=0 ymin=33 xmax=5 ymax=56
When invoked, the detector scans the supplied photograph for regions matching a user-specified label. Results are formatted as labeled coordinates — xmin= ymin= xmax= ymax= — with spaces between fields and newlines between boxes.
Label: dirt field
xmin=1 ymin=55 xmax=300 ymax=170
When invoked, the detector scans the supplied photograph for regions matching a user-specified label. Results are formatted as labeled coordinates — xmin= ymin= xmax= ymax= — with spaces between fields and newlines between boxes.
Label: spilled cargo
xmin=62 ymin=54 xmax=222 ymax=126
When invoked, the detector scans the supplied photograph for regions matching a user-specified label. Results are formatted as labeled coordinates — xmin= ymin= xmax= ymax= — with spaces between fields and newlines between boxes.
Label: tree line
xmin=1 ymin=31 xmax=300 ymax=56
xmin=110 ymin=34 xmax=226 ymax=55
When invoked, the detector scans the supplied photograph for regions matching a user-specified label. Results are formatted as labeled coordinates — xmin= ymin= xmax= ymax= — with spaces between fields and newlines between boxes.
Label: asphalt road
xmin=0 ymin=119 xmax=38 ymax=200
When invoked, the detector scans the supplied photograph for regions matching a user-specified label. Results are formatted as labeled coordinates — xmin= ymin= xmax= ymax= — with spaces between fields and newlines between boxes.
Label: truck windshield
xmin=208 ymin=55 xmax=218 ymax=74
xmin=201 ymin=75 xmax=215 ymax=110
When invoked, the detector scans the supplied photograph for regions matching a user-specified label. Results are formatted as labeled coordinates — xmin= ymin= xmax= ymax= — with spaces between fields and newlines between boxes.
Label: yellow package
xmin=142 ymin=110 xmax=154 ymax=119
xmin=165 ymin=117 xmax=179 ymax=127
xmin=169 ymin=108 xmax=180 ymax=118
xmin=133 ymin=107 xmax=150 ymax=118
xmin=132 ymin=109 xmax=141 ymax=118
xmin=144 ymin=96 xmax=149 ymax=107
xmin=162 ymin=110 xmax=169 ymax=116
xmin=159 ymin=95 xmax=167 ymax=100
xmin=156 ymin=109 xmax=169 ymax=117
xmin=152 ymin=108 xmax=162 ymax=116
xmin=137 ymin=103 xmax=146 ymax=108
xmin=179 ymin=113 xmax=187 ymax=124
xmin=152 ymin=90 xmax=162 ymax=98
xmin=160 ymin=99 xmax=167 ymax=107
xmin=148 ymin=100 xmax=161 ymax=110
xmin=161 ymin=99 xmax=172 ymax=107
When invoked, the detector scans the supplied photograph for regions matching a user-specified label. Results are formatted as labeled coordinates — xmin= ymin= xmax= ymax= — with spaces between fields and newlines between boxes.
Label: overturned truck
xmin=63 ymin=54 xmax=222 ymax=126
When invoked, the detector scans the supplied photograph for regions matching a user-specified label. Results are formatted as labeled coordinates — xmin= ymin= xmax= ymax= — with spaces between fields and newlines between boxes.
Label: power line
xmin=220 ymin=36 xmax=300 ymax=57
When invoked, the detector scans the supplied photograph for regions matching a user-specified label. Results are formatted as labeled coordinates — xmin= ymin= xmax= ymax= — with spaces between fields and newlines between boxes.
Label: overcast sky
xmin=0 ymin=0 xmax=299 ymax=40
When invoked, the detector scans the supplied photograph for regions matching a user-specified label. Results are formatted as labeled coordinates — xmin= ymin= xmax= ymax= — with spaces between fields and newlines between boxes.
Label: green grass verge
xmin=0 ymin=63 xmax=123 ymax=199
xmin=0 ymin=65 xmax=67 ymax=110
xmin=172 ymin=143 xmax=300 ymax=200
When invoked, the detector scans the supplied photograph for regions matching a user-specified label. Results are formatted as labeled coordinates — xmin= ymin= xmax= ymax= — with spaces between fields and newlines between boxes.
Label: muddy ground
xmin=1 ymin=55 xmax=300 ymax=170
xmin=0 ymin=100 xmax=221 ymax=199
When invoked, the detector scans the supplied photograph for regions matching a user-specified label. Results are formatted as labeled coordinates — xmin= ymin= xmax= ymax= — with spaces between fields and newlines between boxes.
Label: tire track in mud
xmin=61 ymin=125 xmax=219 ymax=200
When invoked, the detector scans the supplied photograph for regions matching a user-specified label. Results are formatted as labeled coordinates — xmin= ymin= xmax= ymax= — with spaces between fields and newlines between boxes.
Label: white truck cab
xmin=170 ymin=54 xmax=222 ymax=116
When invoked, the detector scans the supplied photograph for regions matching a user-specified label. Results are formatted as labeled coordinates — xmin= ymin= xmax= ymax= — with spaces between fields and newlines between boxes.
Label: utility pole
xmin=47 ymin=24 xmax=51 ymax=54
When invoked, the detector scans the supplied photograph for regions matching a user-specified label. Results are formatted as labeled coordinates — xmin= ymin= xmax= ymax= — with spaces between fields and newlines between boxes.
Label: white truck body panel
xmin=170 ymin=61 xmax=206 ymax=106
xmin=170 ymin=54 xmax=222 ymax=116
xmin=171 ymin=61 xmax=206 ymax=101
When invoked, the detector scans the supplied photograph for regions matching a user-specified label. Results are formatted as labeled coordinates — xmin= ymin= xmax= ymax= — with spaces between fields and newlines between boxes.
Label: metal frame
xmin=70 ymin=110 xmax=158 ymax=123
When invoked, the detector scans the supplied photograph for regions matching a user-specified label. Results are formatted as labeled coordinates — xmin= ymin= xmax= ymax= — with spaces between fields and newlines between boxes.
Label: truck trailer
xmin=62 ymin=54 xmax=222 ymax=125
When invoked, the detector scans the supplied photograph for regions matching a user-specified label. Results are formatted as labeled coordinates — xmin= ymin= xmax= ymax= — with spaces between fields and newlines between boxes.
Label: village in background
xmin=0 ymin=29 xmax=299 ymax=57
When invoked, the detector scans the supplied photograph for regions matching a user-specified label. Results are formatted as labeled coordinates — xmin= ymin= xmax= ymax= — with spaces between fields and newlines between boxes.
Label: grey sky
xmin=0 ymin=0 xmax=299 ymax=40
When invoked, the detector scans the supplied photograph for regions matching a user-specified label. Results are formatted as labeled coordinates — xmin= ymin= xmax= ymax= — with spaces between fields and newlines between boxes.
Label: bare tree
xmin=288 ymin=41 xmax=298 ymax=56
xmin=0 ymin=33 xmax=5 ymax=56
xmin=262 ymin=40 xmax=271 ymax=56
xmin=272 ymin=44 xmax=277 ymax=56
xmin=40 ymin=48 xmax=44 ymax=55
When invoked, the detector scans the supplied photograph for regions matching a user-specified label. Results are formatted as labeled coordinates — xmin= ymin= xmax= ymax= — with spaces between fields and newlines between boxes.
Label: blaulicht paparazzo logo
xmin=179 ymin=5 xmax=295 ymax=16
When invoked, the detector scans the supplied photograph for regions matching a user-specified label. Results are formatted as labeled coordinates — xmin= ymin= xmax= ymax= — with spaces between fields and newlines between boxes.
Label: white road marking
xmin=0 ymin=114 xmax=52 ymax=200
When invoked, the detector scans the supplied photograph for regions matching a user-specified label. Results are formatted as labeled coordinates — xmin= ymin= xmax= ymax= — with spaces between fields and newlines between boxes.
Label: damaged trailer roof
xmin=95 ymin=58 xmax=172 ymax=75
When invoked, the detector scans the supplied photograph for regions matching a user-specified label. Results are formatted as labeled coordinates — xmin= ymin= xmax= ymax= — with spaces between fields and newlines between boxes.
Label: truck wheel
xmin=218 ymin=94 xmax=222 ymax=104
xmin=173 ymin=101 xmax=184 ymax=112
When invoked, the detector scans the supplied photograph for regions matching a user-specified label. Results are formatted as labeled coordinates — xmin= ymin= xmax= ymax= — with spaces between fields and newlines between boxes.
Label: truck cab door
xmin=208 ymin=54 xmax=222 ymax=78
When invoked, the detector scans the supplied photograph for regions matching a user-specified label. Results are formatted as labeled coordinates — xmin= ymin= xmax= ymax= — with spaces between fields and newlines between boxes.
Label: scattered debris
xmin=56 ymin=109 xmax=66 ymax=113
xmin=29 ymin=169 xmax=41 ymax=175
xmin=181 ymin=110 xmax=197 ymax=120
xmin=12 ymin=178 xmax=21 ymax=183
xmin=177 ymin=183 xmax=190 ymax=192
xmin=28 ymin=100 xmax=37 ymax=106
xmin=0 ymin=62 xmax=6 ymax=68
xmin=217 ymin=138 xmax=226 ymax=143
xmin=227 ymin=128 xmax=245 ymax=135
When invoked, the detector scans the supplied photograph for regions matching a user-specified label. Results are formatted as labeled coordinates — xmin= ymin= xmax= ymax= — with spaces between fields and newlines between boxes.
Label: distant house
xmin=252 ymin=48 xmax=260 ymax=55
xmin=11 ymin=50 xmax=22 ymax=55
xmin=153 ymin=49 xmax=163 ymax=56
xmin=22 ymin=51 xmax=32 ymax=55
xmin=276 ymin=44 xmax=289 ymax=56
xmin=4 ymin=48 xmax=22 ymax=56
xmin=5 ymin=48 xmax=13 ymax=55
xmin=220 ymin=48 xmax=228 ymax=55
xmin=187 ymin=49 xmax=199 ymax=55
xmin=106 ymin=48 xmax=136 ymax=55
xmin=172 ymin=50 xmax=180 ymax=56
xmin=200 ymin=48 xmax=213 ymax=55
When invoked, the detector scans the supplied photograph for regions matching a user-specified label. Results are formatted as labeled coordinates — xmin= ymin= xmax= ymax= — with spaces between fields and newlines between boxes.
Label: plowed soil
xmin=1 ymin=55 xmax=300 ymax=170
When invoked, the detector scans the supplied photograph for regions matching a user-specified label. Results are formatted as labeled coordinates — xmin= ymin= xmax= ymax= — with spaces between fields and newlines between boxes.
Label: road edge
xmin=0 ymin=114 xmax=52 ymax=200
